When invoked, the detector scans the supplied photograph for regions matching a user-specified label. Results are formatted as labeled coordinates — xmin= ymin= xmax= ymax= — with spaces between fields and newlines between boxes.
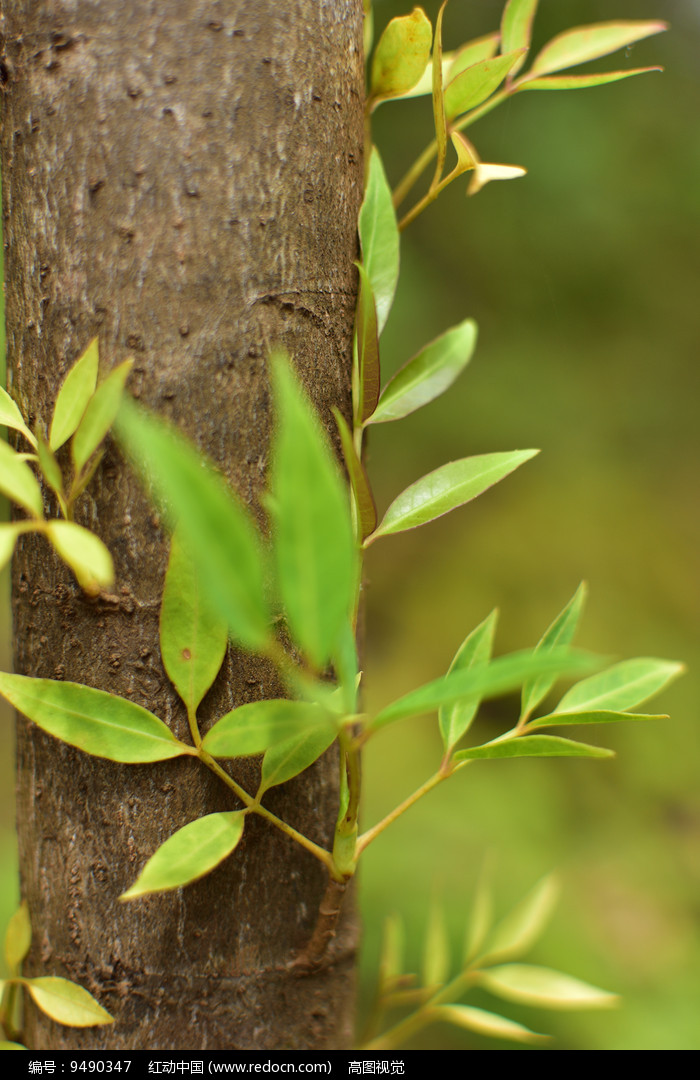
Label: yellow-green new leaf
xmin=72 ymin=359 xmax=133 ymax=474
xmin=26 ymin=977 xmax=113 ymax=1027
xmin=333 ymin=409 xmax=377 ymax=542
xmin=368 ymin=450 xmax=538 ymax=543
xmin=500 ymin=0 xmax=538 ymax=75
xmin=379 ymin=913 xmax=405 ymax=988
xmin=439 ymin=609 xmax=498 ymax=752
xmin=354 ymin=263 xmax=380 ymax=424
xmin=370 ymin=318 xmax=477 ymax=425
xmin=444 ymin=50 xmax=525 ymax=122
xmin=0 ymin=524 xmax=23 ymax=574
xmin=358 ymin=149 xmax=400 ymax=335
xmin=116 ymin=399 xmax=270 ymax=652
xmin=554 ymin=657 xmax=684 ymax=715
xmin=520 ymin=582 xmax=587 ymax=723
xmin=370 ymin=7 xmax=433 ymax=104
xmin=269 ymin=355 xmax=357 ymax=670
xmin=478 ymin=964 xmax=619 ymax=1010
xmin=46 ymin=521 xmax=114 ymax=595
xmin=370 ymin=647 xmax=600 ymax=731
xmin=465 ymin=863 xmax=493 ymax=963
xmin=160 ymin=529 xmax=228 ymax=716
xmin=0 ymin=1041 xmax=27 ymax=1049
xmin=0 ymin=440 xmax=43 ymax=519
xmin=0 ymin=673 xmax=191 ymax=763
xmin=49 ymin=337 xmax=99 ymax=451
xmin=477 ymin=874 xmax=559 ymax=965
xmin=454 ymin=734 xmax=613 ymax=763
xmin=0 ymin=385 xmax=36 ymax=449
xmin=121 ymin=812 xmax=245 ymax=899
xmin=4 ymin=902 xmax=31 ymax=974
xmin=530 ymin=20 xmax=668 ymax=77
xmin=518 ymin=68 xmax=662 ymax=91
xmin=422 ymin=901 xmax=450 ymax=988
xmin=203 ymin=700 xmax=336 ymax=758
xmin=260 ymin=724 xmax=337 ymax=793
xmin=433 ymin=1003 xmax=548 ymax=1044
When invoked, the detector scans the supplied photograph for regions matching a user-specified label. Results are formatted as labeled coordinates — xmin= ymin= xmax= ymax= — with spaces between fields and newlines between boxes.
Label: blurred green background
xmin=2 ymin=0 xmax=699 ymax=1051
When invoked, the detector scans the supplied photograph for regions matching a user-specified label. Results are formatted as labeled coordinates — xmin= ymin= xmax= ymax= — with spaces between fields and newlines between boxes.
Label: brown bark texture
xmin=1 ymin=0 xmax=364 ymax=1051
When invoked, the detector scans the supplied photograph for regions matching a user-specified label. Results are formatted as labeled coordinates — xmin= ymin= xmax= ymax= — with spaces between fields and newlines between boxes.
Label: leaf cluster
xmin=0 ymin=902 xmax=112 ymax=1047
xmin=1 ymin=338 xmax=131 ymax=594
xmin=364 ymin=874 xmax=618 ymax=1049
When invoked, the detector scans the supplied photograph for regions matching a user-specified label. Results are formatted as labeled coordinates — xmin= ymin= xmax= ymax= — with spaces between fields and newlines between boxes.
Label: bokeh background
xmin=2 ymin=0 xmax=698 ymax=1051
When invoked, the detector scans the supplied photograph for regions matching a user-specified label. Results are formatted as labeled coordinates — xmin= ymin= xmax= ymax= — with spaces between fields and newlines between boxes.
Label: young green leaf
xmin=528 ymin=709 xmax=665 ymax=730
xmin=121 ymin=812 xmax=245 ymax=899
xmin=0 ymin=440 xmax=44 ymax=519
xmin=36 ymin=437 xmax=66 ymax=507
xmin=447 ymin=33 xmax=501 ymax=82
xmin=269 ymin=353 xmax=358 ymax=670
xmin=49 ymin=337 xmax=99 ymax=452
xmin=477 ymin=964 xmax=619 ymax=1010
xmin=520 ymin=582 xmax=587 ymax=722
xmin=333 ymin=408 xmax=377 ymax=542
xmin=500 ymin=0 xmax=538 ymax=75
xmin=116 ymin=399 xmax=270 ymax=652
xmin=422 ymin=900 xmax=450 ymax=988
xmin=431 ymin=3 xmax=448 ymax=187
xmin=432 ymin=1003 xmax=548 ymax=1044
xmin=465 ymin=863 xmax=493 ymax=963
xmin=0 ymin=385 xmax=37 ymax=449
xmin=370 ymin=7 xmax=433 ymax=105
xmin=0 ymin=1041 xmax=28 ymax=1049
xmin=370 ymin=647 xmax=600 ymax=731
xmin=45 ymin=521 xmax=114 ymax=595
xmin=260 ymin=724 xmax=338 ymax=793
xmin=160 ymin=528 xmax=228 ymax=716
xmin=4 ymin=902 xmax=31 ymax=974
xmin=358 ymin=148 xmax=400 ymax=335
xmin=0 ymin=524 xmax=23 ymax=574
xmin=72 ymin=359 xmax=133 ymax=474
xmin=453 ymin=734 xmax=613 ymax=762
xmin=369 ymin=318 xmax=477 ymax=425
xmin=379 ymin=912 xmax=405 ymax=989
xmin=0 ymin=672 xmax=192 ymax=763
xmin=529 ymin=20 xmax=668 ymax=78
xmin=354 ymin=263 xmax=380 ymax=424
xmin=202 ymin=700 xmax=336 ymax=758
xmin=25 ymin=977 xmax=113 ymax=1026
xmin=444 ymin=50 xmax=525 ymax=122
xmin=367 ymin=449 xmax=538 ymax=543
xmin=554 ymin=658 xmax=684 ymax=715
xmin=476 ymin=874 xmax=559 ymax=964
xmin=518 ymin=68 xmax=662 ymax=92
xmin=439 ymin=608 xmax=498 ymax=752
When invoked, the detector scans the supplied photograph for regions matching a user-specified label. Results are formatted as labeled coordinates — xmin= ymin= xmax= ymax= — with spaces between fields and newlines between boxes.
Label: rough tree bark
xmin=1 ymin=0 xmax=364 ymax=1050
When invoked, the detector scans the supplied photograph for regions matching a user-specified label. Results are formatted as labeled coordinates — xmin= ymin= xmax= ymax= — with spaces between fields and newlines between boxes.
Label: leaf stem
xmin=197 ymin=746 xmax=338 ymax=877
xmin=356 ymin=766 xmax=450 ymax=856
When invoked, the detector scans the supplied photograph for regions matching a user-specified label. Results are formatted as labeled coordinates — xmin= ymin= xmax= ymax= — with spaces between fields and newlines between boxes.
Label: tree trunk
xmin=1 ymin=0 xmax=364 ymax=1051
